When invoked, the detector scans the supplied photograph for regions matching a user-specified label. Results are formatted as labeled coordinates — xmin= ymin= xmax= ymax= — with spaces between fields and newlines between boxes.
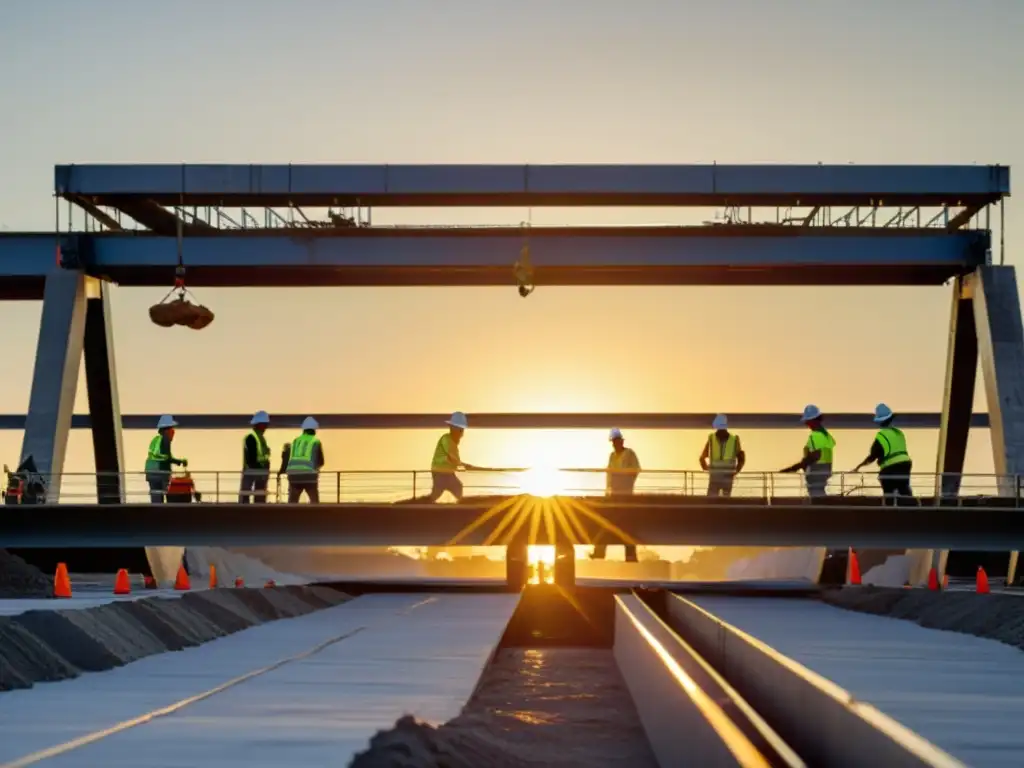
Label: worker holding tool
xmin=700 ymin=414 xmax=745 ymax=497
xmin=239 ymin=410 xmax=272 ymax=504
xmin=421 ymin=412 xmax=484 ymax=502
xmin=145 ymin=415 xmax=187 ymax=503
xmin=779 ymin=405 xmax=835 ymax=498
xmin=279 ymin=417 xmax=324 ymax=503
xmin=852 ymin=403 xmax=913 ymax=501
xmin=592 ymin=428 xmax=640 ymax=562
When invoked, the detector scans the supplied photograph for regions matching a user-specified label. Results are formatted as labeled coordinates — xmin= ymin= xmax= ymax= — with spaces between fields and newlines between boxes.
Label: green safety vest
xmin=286 ymin=433 xmax=321 ymax=474
xmin=876 ymin=427 xmax=911 ymax=470
xmin=145 ymin=434 xmax=170 ymax=473
xmin=244 ymin=430 xmax=271 ymax=468
xmin=432 ymin=433 xmax=458 ymax=472
xmin=708 ymin=433 xmax=738 ymax=471
xmin=805 ymin=429 xmax=835 ymax=464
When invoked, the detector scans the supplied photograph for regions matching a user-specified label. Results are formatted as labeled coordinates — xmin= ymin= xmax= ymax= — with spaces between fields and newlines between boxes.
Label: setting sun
xmin=517 ymin=465 xmax=569 ymax=497
xmin=528 ymin=545 xmax=556 ymax=584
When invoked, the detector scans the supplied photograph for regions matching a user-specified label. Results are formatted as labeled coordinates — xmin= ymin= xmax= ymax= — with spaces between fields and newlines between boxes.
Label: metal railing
xmin=5 ymin=468 xmax=1021 ymax=505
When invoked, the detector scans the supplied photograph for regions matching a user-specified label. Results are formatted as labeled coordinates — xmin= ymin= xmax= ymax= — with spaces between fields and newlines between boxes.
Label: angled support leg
xmin=21 ymin=271 xmax=87 ymax=502
xmin=972 ymin=266 xmax=1024 ymax=585
xmin=84 ymin=281 xmax=125 ymax=504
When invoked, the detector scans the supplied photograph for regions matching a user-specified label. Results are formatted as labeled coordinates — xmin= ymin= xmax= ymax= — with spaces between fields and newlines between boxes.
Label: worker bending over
xmin=145 ymin=415 xmax=187 ymax=503
xmin=592 ymin=428 xmax=640 ymax=563
xmin=700 ymin=414 xmax=745 ymax=497
xmin=853 ymin=403 xmax=913 ymax=501
xmin=780 ymin=405 xmax=835 ymax=498
xmin=239 ymin=410 xmax=271 ymax=503
xmin=279 ymin=417 xmax=324 ymax=503
xmin=423 ymin=412 xmax=481 ymax=502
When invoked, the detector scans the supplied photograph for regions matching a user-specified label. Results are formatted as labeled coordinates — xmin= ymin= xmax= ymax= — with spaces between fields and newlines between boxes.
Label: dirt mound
xmin=0 ymin=586 xmax=351 ymax=692
xmin=822 ymin=587 xmax=1024 ymax=650
xmin=0 ymin=550 xmax=52 ymax=598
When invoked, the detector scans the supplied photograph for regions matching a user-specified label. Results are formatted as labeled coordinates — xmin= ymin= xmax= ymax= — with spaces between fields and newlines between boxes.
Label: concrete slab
xmin=692 ymin=595 xmax=1024 ymax=767
xmin=0 ymin=593 xmax=517 ymax=767
xmin=0 ymin=588 xmax=186 ymax=616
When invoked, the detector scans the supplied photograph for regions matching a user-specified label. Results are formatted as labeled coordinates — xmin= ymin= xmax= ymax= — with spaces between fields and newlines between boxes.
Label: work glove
xmin=180 ymin=458 xmax=189 ymax=468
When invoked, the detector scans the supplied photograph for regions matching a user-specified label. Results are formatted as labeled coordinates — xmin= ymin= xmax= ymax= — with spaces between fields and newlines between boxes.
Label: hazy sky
xmin=0 ymin=0 xmax=1020 ymax=497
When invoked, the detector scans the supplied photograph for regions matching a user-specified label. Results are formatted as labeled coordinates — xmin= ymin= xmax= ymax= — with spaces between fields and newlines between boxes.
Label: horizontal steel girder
xmin=0 ymin=412 xmax=992 ymax=430
xmin=0 ymin=228 xmax=989 ymax=291
xmin=3 ymin=498 xmax=1023 ymax=548
xmin=54 ymin=163 xmax=1010 ymax=208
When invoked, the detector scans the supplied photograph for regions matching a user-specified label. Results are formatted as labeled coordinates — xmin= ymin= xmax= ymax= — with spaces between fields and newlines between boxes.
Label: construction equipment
xmin=149 ymin=194 xmax=214 ymax=329
xmin=166 ymin=470 xmax=202 ymax=503
xmin=3 ymin=456 xmax=48 ymax=505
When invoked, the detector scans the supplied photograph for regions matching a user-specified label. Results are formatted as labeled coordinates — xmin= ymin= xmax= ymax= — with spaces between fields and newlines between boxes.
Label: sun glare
xmin=528 ymin=545 xmax=556 ymax=584
xmin=518 ymin=464 xmax=568 ymax=497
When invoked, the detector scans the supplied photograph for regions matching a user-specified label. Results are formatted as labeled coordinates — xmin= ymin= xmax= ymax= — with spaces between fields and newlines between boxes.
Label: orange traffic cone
xmin=53 ymin=562 xmax=71 ymax=599
xmin=264 ymin=579 xmax=276 ymax=588
xmin=234 ymin=577 xmax=244 ymax=588
xmin=847 ymin=550 xmax=862 ymax=586
xmin=174 ymin=563 xmax=191 ymax=591
xmin=208 ymin=565 xmax=218 ymax=589
xmin=927 ymin=567 xmax=939 ymax=591
xmin=976 ymin=566 xmax=990 ymax=594
xmin=942 ymin=573 xmax=949 ymax=589
xmin=114 ymin=568 xmax=131 ymax=595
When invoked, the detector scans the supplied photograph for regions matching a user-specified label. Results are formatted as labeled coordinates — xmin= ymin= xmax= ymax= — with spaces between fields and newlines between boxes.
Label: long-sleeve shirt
xmin=606 ymin=448 xmax=640 ymax=495
xmin=278 ymin=438 xmax=325 ymax=475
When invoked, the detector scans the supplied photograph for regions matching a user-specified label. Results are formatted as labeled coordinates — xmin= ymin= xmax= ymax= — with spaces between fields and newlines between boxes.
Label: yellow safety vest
xmin=707 ymin=433 xmax=738 ymax=471
xmin=876 ymin=427 xmax=910 ymax=470
xmin=432 ymin=434 xmax=459 ymax=472
xmin=145 ymin=434 xmax=170 ymax=472
xmin=805 ymin=429 xmax=835 ymax=464
xmin=287 ymin=434 xmax=320 ymax=474
xmin=244 ymin=430 xmax=271 ymax=468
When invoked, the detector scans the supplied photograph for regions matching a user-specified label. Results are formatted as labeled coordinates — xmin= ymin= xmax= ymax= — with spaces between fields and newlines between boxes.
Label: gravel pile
xmin=0 ymin=550 xmax=52 ymax=598
xmin=0 ymin=586 xmax=350 ymax=692
xmin=349 ymin=648 xmax=658 ymax=768
xmin=822 ymin=587 xmax=1024 ymax=650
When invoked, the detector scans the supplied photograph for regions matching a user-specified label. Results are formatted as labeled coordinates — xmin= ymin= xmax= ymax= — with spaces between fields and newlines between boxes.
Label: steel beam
xmin=3 ymin=500 xmax=1024 ymax=549
xmin=83 ymin=281 xmax=124 ymax=504
xmin=0 ymin=412 xmax=993 ymax=430
xmin=54 ymin=163 xmax=1010 ymax=208
xmin=20 ymin=271 xmax=87 ymax=502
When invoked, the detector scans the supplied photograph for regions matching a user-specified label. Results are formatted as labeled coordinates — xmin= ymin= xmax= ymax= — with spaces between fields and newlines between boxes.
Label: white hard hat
xmin=157 ymin=415 xmax=178 ymax=429
xmin=301 ymin=416 xmax=319 ymax=431
xmin=251 ymin=410 xmax=270 ymax=426
xmin=446 ymin=411 xmax=469 ymax=430
xmin=800 ymin=404 xmax=822 ymax=422
xmin=609 ymin=428 xmax=623 ymax=441
xmin=873 ymin=403 xmax=894 ymax=424
xmin=712 ymin=414 xmax=728 ymax=430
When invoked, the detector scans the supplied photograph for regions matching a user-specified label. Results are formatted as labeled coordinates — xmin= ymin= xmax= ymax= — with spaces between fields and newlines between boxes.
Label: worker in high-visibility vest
xmin=853 ymin=403 xmax=913 ymax=501
xmin=278 ymin=417 xmax=324 ymax=503
xmin=592 ymin=428 xmax=640 ymax=562
xmin=144 ymin=415 xmax=187 ymax=503
xmin=423 ymin=412 xmax=482 ymax=502
xmin=239 ymin=410 xmax=271 ymax=504
xmin=779 ymin=404 xmax=835 ymax=498
xmin=700 ymin=414 xmax=745 ymax=497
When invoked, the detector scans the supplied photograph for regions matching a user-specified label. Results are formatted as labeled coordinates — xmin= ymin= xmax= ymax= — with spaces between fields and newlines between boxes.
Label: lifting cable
xmin=513 ymin=206 xmax=535 ymax=298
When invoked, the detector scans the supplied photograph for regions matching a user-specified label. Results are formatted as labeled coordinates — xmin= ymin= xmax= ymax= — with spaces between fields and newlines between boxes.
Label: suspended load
xmin=148 ymin=258 xmax=215 ymax=330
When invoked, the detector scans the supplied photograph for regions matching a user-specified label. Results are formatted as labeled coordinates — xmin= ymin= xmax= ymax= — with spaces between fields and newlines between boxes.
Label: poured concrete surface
xmin=0 ymin=593 xmax=517 ymax=767
xmin=693 ymin=595 xmax=1024 ymax=767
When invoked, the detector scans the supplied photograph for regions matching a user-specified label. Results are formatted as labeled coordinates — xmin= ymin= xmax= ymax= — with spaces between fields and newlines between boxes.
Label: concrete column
xmin=83 ymin=280 xmax=125 ymax=504
xmin=21 ymin=270 xmax=87 ymax=502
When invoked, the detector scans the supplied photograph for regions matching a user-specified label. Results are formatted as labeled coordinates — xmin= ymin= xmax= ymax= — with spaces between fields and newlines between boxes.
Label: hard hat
xmin=873 ymin=403 xmax=894 ymax=424
xmin=800 ymin=404 xmax=822 ymax=422
xmin=301 ymin=416 xmax=319 ymax=431
xmin=251 ymin=410 xmax=270 ymax=426
xmin=712 ymin=414 xmax=728 ymax=430
xmin=157 ymin=415 xmax=178 ymax=430
xmin=609 ymin=428 xmax=623 ymax=441
xmin=446 ymin=412 xmax=469 ymax=430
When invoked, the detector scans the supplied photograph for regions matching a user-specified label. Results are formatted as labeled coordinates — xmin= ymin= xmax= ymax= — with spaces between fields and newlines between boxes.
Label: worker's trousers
xmin=146 ymin=472 xmax=169 ymax=504
xmin=804 ymin=464 xmax=832 ymax=498
xmin=707 ymin=470 xmax=735 ymax=497
xmin=238 ymin=470 xmax=270 ymax=504
xmin=425 ymin=471 xmax=463 ymax=502
xmin=592 ymin=490 xmax=638 ymax=562
xmin=879 ymin=461 xmax=913 ymax=502
xmin=287 ymin=473 xmax=320 ymax=503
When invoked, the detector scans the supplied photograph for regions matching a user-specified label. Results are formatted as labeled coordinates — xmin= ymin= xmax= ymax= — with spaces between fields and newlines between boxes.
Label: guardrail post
xmin=505 ymin=528 xmax=529 ymax=592
xmin=336 ymin=471 xmax=341 ymax=503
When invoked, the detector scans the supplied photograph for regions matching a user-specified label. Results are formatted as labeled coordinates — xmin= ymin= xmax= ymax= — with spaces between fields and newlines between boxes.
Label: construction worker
xmin=853 ymin=403 xmax=913 ymax=501
xmin=239 ymin=411 xmax=271 ymax=504
xmin=145 ymin=415 xmax=187 ymax=503
xmin=423 ymin=412 xmax=482 ymax=502
xmin=592 ymin=428 xmax=640 ymax=563
xmin=700 ymin=414 xmax=745 ymax=497
xmin=279 ymin=417 xmax=323 ymax=503
xmin=779 ymin=405 xmax=835 ymax=498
